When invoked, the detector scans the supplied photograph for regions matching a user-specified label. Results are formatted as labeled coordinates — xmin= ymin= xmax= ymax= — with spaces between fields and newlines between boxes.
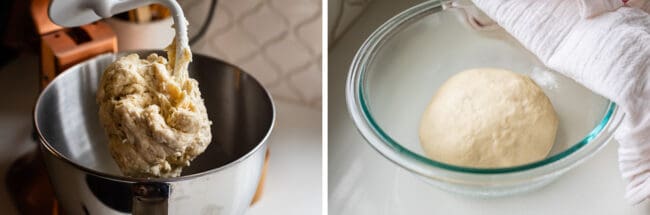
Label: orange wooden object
xmin=39 ymin=22 xmax=117 ymax=88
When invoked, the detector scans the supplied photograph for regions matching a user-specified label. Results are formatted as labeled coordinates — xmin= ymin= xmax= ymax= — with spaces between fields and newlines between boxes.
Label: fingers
xmin=577 ymin=0 xmax=624 ymax=18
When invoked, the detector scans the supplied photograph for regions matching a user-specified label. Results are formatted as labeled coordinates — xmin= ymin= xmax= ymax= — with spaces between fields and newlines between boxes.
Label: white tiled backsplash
xmin=181 ymin=0 xmax=322 ymax=109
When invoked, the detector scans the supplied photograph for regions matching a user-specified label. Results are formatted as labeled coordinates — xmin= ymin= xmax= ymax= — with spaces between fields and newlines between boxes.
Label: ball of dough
xmin=97 ymin=52 xmax=212 ymax=178
xmin=419 ymin=68 xmax=558 ymax=168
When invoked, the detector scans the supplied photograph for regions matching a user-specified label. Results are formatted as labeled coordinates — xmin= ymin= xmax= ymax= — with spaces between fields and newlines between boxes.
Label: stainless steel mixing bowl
xmin=34 ymin=51 xmax=275 ymax=214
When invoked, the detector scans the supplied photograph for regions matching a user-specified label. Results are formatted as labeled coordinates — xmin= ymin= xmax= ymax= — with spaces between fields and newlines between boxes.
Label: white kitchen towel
xmin=470 ymin=0 xmax=650 ymax=204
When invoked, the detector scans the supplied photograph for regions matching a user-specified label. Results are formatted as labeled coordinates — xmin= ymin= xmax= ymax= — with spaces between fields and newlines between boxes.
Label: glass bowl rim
xmin=346 ymin=0 xmax=620 ymax=175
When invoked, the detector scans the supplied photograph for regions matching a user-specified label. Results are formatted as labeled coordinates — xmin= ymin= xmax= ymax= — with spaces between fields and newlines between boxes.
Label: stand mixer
xmin=7 ymin=0 xmax=272 ymax=214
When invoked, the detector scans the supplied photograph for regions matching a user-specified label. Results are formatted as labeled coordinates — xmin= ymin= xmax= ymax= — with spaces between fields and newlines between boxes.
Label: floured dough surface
xmin=419 ymin=68 xmax=558 ymax=168
xmin=97 ymin=45 xmax=211 ymax=178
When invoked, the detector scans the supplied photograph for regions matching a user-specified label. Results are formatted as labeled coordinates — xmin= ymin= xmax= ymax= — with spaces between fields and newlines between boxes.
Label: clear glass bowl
xmin=346 ymin=0 xmax=624 ymax=196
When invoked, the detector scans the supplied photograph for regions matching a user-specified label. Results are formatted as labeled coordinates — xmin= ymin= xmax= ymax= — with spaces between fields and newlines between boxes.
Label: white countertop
xmin=247 ymin=99 xmax=322 ymax=215
xmin=0 ymin=53 xmax=321 ymax=214
xmin=328 ymin=0 xmax=650 ymax=214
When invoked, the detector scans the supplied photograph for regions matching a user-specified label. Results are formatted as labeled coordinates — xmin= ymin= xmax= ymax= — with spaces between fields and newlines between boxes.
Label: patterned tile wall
xmin=181 ymin=0 xmax=322 ymax=109
xmin=328 ymin=0 xmax=373 ymax=46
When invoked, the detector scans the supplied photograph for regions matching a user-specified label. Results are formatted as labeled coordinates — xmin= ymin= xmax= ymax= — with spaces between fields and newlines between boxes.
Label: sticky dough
xmin=419 ymin=68 xmax=558 ymax=168
xmin=96 ymin=43 xmax=211 ymax=178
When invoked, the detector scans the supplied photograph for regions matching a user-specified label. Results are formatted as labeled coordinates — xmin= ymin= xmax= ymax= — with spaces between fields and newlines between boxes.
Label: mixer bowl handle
xmin=131 ymin=182 xmax=171 ymax=215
